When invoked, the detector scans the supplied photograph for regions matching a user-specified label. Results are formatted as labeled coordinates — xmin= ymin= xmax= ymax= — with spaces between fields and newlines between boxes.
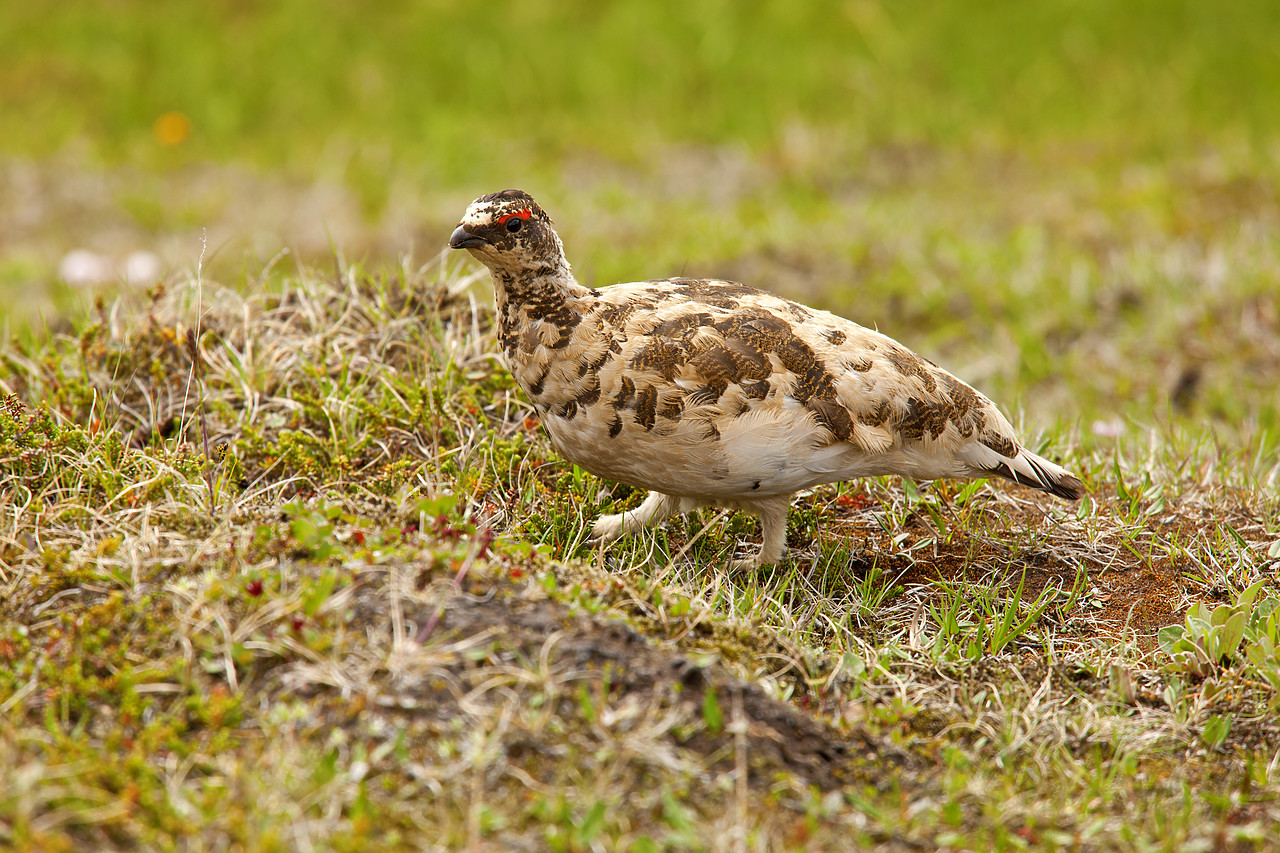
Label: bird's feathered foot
xmin=590 ymin=492 xmax=791 ymax=569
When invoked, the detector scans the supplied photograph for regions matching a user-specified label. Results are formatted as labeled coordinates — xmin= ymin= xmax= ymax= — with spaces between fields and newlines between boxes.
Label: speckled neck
xmin=489 ymin=262 xmax=591 ymax=363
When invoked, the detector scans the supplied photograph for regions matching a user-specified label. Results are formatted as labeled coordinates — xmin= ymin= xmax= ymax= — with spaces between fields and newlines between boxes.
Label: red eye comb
xmin=497 ymin=208 xmax=532 ymax=225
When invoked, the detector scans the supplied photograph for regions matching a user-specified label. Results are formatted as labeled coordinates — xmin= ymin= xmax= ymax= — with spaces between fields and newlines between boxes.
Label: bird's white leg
xmin=590 ymin=491 xmax=680 ymax=543
xmin=731 ymin=495 xmax=792 ymax=570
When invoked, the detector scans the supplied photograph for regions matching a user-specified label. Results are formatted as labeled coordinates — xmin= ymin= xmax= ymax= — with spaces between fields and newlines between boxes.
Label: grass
xmin=3 ymin=1 xmax=1280 ymax=848
xmin=4 ymin=0 xmax=1280 ymax=333
xmin=6 ymin=1 xmax=1279 ymax=167
xmin=1 ymin=254 xmax=1278 ymax=850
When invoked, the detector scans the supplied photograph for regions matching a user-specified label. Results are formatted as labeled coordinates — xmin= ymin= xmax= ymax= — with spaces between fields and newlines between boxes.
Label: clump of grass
xmin=2 ymin=255 xmax=1280 ymax=850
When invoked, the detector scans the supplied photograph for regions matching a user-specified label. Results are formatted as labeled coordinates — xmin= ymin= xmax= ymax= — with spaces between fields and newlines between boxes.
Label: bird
xmin=449 ymin=189 xmax=1084 ymax=568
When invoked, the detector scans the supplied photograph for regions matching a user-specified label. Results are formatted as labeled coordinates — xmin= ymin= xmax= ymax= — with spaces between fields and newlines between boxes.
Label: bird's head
xmin=449 ymin=190 xmax=566 ymax=277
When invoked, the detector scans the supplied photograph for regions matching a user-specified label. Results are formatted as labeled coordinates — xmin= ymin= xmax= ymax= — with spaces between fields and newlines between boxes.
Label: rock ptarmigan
xmin=449 ymin=190 xmax=1084 ymax=567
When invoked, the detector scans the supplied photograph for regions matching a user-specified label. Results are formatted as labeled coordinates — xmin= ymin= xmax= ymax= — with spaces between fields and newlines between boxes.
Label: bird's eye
xmin=497 ymin=208 xmax=532 ymax=232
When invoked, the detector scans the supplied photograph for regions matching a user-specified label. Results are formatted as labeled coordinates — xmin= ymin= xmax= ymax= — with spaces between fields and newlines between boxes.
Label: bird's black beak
xmin=449 ymin=225 xmax=490 ymax=250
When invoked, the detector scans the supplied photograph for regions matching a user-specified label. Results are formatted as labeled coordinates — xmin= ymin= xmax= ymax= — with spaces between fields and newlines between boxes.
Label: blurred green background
xmin=2 ymin=0 xmax=1279 ymax=438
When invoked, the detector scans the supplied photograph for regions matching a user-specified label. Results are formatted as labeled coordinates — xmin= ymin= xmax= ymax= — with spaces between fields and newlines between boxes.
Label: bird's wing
xmin=592 ymin=278 xmax=1017 ymax=456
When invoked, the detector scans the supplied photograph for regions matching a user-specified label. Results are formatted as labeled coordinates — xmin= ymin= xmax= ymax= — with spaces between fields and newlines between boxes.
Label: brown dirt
xmin=808 ymin=484 xmax=1194 ymax=643
xmin=295 ymin=576 xmax=921 ymax=795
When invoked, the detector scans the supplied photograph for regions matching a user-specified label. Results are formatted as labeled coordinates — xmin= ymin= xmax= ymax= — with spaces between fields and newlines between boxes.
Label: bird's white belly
xmin=540 ymin=399 xmax=836 ymax=499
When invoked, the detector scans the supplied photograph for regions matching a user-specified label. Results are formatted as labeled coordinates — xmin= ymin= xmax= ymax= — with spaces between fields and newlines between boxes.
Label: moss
xmin=0 ymin=257 xmax=1277 ymax=850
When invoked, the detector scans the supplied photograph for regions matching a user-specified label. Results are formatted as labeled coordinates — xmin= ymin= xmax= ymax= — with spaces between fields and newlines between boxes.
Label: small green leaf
xmin=314 ymin=747 xmax=340 ymax=785
xmin=903 ymin=478 xmax=921 ymax=504
xmin=577 ymin=682 xmax=596 ymax=724
xmin=955 ymin=479 xmax=985 ymax=507
xmin=1203 ymin=715 xmax=1231 ymax=749
xmin=840 ymin=651 xmax=867 ymax=679
xmin=1219 ymin=611 xmax=1247 ymax=660
xmin=628 ymin=836 xmax=660 ymax=853
xmin=579 ymin=800 xmax=606 ymax=842
xmin=303 ymin=571 xmax=338 ymax=616
xmin=290 ymin=516 xmax=318 ymax=544
xmin=1237 ymin=580 xmax=1267 ymax=609
xmin=1246 ymin=639 xmax=1274 ymax=668
xmin=417 ymin=494 xmax=458 ymax=519
xmin=1158 ymin=625 xmax=1187 ymax=654
xmin=702 ymin=687 xmax=723 ymax=734
xmin=660 ymin=791 xmax=695 ymax=832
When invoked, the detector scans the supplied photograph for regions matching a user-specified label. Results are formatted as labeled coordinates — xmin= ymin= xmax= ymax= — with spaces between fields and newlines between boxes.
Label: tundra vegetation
xmin=2 ymin=1 xmax=1279 ymax=849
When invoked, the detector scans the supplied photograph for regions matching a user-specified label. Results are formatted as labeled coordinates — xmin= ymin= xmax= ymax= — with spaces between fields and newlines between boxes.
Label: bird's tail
xmin=958 ymin=442 xmax=1084 ymax=501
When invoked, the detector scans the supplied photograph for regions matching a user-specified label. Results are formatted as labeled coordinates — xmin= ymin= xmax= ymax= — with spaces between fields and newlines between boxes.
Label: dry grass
xmin=2 ymin=254 xmax=1279 ymax=851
